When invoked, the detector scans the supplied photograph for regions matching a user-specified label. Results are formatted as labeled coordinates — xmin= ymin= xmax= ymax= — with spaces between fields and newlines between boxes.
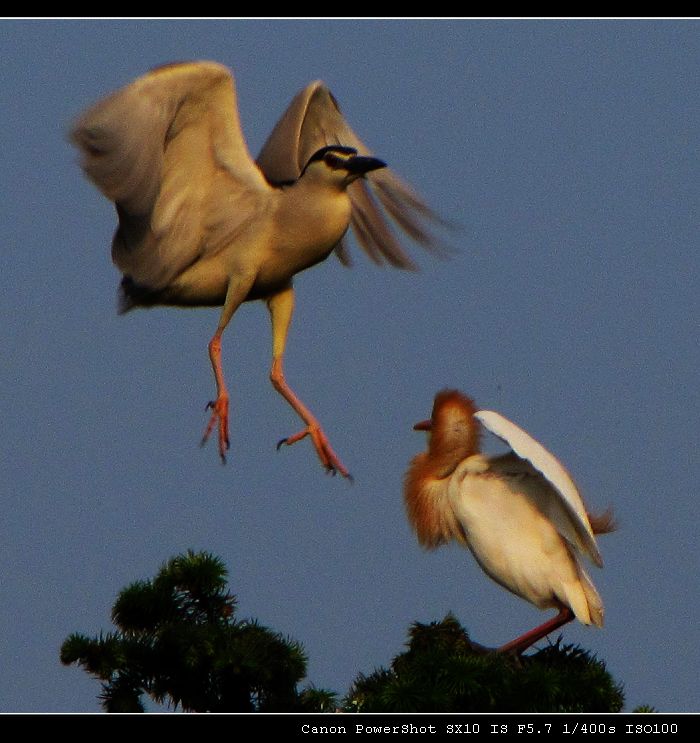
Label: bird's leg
xmin=201 ymin=275 xmax=255 ymax=463
xmin=267 ymin=286 xmax=351 ymax=479
xmin=496 ymin=607 xmax=574 ymax=655
xmin=201 ymin=332 xmax=229 ymax=461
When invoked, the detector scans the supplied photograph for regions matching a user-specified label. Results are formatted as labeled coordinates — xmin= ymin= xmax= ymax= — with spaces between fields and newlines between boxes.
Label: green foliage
xmin=60 ymin=550 xmax=335 ymax=712
xmin=345 ymin=613 xmax=625 ymax=713
xmin=63 ymin=553 xmax=629 ymax=714
xmin=296 ymin=686 xmax=340 ymax=712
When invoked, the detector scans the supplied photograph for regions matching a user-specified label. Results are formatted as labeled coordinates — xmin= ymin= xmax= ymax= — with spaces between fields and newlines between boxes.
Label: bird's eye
xmin=324 ymin=153 xmax=344 ymax=169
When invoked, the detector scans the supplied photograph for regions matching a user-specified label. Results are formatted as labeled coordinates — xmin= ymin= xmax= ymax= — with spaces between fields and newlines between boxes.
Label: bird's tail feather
xmin=564 ymin=567 xmax=604 ymax=628
xmin=117 ymin=276 xmax=159 ymax=314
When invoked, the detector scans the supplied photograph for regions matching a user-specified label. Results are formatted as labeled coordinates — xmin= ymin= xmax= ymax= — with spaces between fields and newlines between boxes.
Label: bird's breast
xmin=269 ymin=185 xmax=353 ymax=270
xmin=129 ymin=186 xmax=353 ymax=308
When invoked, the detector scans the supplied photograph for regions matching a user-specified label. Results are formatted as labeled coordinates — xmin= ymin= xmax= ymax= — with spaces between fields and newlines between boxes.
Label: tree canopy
xmin=62 ymin=551 xmax=626 ymax=713
xmin=60 ymin=550 xmax=335 ymax=712
xmin=345 ymin=613 xmax=624 ymax=713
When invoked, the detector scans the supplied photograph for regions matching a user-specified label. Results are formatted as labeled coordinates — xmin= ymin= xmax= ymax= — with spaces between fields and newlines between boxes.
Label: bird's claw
xmin=276 ymin=425 xmax=352 ymax=480
xmin=201 ymin=394 xmax=230 ymax=464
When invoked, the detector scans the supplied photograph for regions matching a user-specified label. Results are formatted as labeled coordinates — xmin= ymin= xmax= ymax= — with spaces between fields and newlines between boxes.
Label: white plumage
xmin=405 ymin=389 xmax=614 ymax=653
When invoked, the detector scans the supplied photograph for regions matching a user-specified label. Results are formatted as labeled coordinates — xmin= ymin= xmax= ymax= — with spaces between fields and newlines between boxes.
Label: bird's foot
xmin=277 ymin=424 xmax=352 ymax=480
xmin=201 ymin=393 xmax=230 ymax=464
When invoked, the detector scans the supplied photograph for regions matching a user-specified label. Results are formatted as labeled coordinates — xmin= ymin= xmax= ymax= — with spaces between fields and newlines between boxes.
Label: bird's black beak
xmin=345 ymin=155 xmax=387 ymax=176
xmin=413 ymin=419 xmax=432 ymax=432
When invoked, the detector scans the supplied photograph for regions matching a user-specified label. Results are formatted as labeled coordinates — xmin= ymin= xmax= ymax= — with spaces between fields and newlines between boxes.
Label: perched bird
xmin=71 ymin=61 xmax=441 ymax=476
xmin=405 ymin=389 xmax=614 ymax=653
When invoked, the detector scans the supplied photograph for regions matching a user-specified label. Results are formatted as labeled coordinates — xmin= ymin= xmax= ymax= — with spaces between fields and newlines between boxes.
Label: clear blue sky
xmin=1 ymin=19 xmax=698 ymax=712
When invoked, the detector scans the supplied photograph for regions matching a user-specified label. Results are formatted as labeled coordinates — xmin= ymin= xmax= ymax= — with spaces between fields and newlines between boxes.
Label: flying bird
xmin=405 ymin=389 xmax=614 ymax=654
xmin=71 ymin=61 xmax=441 ymax=476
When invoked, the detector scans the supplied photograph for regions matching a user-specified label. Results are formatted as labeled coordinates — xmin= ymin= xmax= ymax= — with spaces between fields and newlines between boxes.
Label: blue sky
xmin=1 ymin=19 xmax=698 ymax=712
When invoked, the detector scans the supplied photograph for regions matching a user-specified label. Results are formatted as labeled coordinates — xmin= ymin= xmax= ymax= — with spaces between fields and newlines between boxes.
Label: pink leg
xmin=497 ymin=607 xmax=574 ymax=655
xmin=271 ymin=357 xmax=351 ymax=479
xmin=267 ymin=286 xmax=351 ymax=479
xmin=200 ymin=274 xmax=257 ymax=464
xmin=201 ymin=332 xmax=230 ymax=463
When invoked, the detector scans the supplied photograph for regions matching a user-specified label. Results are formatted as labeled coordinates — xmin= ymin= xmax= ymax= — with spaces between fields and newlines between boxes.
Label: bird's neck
xmin=274 ymin=178 xmax=353 ymax=270
xmin=404 ymin=452 xmax=468 ymax=549
xmin=404 ymin=407 xmax=480 ymax=549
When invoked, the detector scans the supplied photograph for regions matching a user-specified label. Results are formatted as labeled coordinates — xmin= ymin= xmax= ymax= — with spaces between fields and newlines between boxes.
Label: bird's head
xmin=300 ymin=145 xmax=386 ymax=188
xmin=413 ymin=389 xmax=481 ymax=475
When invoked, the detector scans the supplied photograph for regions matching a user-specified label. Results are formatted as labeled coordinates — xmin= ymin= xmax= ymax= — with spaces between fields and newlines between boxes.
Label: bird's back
xmin=449 ymin=458 xmax=604 ymax=626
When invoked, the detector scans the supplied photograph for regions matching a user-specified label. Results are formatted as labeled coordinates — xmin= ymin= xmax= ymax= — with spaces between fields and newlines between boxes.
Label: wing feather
xmin=256 ymin=81 xmax=443 ymax=269
xmin=349 ymin=180 xmax=417 ymax=269
xmin=71 ymin=61 xmax=268 ymax=288
xmin=474 ymin=410 xmax=603 ymax=568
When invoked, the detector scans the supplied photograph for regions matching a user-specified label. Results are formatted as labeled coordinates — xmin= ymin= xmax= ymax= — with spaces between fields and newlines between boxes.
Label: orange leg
xmin=200 ymin=274 xmax=255 ymax=464
xmin=201 ymin=332 xmax=230 ymax=462
xmin=268 ymin=286 xmax=351 ymax=479
xmin=497 ymin=607 xmax=574 ymax=655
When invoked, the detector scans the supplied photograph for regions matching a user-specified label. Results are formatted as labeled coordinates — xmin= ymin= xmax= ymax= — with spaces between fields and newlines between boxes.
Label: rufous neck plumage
xmin=404 ymin=390 xmax=480 ymax=548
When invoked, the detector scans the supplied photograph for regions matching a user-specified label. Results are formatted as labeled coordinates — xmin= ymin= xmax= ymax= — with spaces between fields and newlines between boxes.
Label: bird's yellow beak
xmin=413 ymin=419 xmax=432 ymax=431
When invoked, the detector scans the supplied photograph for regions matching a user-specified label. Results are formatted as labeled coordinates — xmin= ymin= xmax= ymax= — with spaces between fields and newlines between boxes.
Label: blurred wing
xmin=71 ymin=61 xmax=268 ymax=288
xmin=475 ymin=409 xmax=603 ymax=568
xmin=256 ymin=81 xmax=444 ymax=269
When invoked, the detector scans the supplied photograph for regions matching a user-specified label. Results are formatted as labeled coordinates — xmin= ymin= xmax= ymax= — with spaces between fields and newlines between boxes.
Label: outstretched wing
xmin=474 ymin=409 xmax=603 ymax=568
xmin=256 ymin=81 xmax=444 ymax=269
xmin=71 ymin=61 xmax=269 ymax=289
